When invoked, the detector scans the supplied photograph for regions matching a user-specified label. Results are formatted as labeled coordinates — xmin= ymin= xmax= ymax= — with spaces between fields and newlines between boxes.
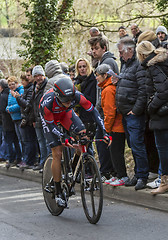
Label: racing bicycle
xmin=42 ymin=133 xmax=103 ymax=224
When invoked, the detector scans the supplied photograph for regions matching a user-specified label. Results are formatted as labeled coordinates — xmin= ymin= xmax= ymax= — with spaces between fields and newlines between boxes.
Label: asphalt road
xmin=0 ymin=174 xmax=168 ymax=240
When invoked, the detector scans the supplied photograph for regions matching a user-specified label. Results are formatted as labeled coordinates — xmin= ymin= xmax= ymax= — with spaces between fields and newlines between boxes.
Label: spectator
xmin=88 ymin=36 xmax=119 ymax=73
xmin=31 ymin=65 xmax=50 ymax=171
xmin=137 ymin=41 xmax=168 ymax=194
xmin=118 ymin=26 xmax=129 ymax=39
xmin=156 ymin=25 xmax=168 ymax=49
xmin=137 ymin=31 xmax=161 ymax=188
xmin=130 ymin=23 xmax=142 ymax=44
xmin=0 ymin=79 xmax=22 ymax=167
xmin=88 ymin=27 xmax=109 ymax=68
xmin=13 ymin=74 xmax=37 ymax=168
xmin=69 ymin=65 xmax=75 ymax=83
xmin=74 ymin=58 xmax=97 ymax=142
xmin=89 ymin=27 xmax=101 ymax=37
xmin=25 ymin=67 xmax=34 ymax=83
xmin=88 ymin=36 xmax=119 ymax=182
xmin=95 ymin=64 xmax=128 ymax=186
xmin=0 ymin=111 xmax=7 ymax=161
xmin=6 ymin=76 xmax=24 ymax=166
xmin=60 ymin=62 xmax=69 ymax=75
xmin=137 ymin=30 xmax=160 ymax=48
xmin=115 ymin=37 xmax=149 ymax=190
xmin=44 ymin=60 xmax=65 ymax=94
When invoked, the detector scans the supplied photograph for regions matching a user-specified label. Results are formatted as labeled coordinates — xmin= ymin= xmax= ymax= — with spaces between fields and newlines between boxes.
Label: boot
xmin=151 ymin=175 xmax=168 ymax=195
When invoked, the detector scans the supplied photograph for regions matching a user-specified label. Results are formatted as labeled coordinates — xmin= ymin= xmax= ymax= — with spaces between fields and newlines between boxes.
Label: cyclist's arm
xmin=76 ymin=91 xmax=106 ymax=134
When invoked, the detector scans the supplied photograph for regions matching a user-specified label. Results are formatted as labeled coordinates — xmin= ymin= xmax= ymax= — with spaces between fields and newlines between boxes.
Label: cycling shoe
xmin=55 ymin=194 xmax=67 ymax=208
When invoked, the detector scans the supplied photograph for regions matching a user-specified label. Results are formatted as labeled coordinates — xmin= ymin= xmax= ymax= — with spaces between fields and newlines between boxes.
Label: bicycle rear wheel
xmin=42 ymin=154 xmax=64 ymax=216
xmin=81 ymin=154 xmax=103 ymax=224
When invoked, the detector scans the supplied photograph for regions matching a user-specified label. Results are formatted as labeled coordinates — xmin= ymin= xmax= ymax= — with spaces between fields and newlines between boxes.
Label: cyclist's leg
xmin=51 ymin=146 xmax=62 ymax=182
xmin=60 ymin=109 xmax=86 ymax=171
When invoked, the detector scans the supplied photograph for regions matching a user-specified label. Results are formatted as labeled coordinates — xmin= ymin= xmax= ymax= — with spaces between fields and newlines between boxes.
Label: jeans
xmin=3 ymin=130 xmax=22 ymax=163
xmin=154 ymin=129 xmax=168 ymax=175
xmin=95 ymin=126 xmax=114 ymax=174
xmin=20 ymin=125 xmax=38 ymax=165
xmin=0 ymin=125 xmax=7 ymax=159
xmin=35 ymin=127 xmax=50 ymax=165
xmin=123 ymin=114 xmax=149 ymax=179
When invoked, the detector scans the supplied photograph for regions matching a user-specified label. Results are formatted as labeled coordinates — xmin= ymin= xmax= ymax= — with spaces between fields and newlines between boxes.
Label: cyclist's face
xmin=61 ymin=101 xmax=71 ymax=108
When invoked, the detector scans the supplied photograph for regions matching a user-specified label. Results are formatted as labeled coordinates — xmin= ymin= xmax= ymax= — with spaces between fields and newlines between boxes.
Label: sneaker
xmin=125 ymin=176 xmax=137 ymax=187
xmin=101 ymin=175 xmax=107 ymax=183
xmin=33 ymin=164 xmax=43 ymax=171
xmin=55 ymin=194 xmax=67 ymax=208
xmin=101 ymin=172 xmax=111 ymax=183
xmin=135 ymin=178 xmax=147 ymax=191
xmin=147 ymin=177 xmax=161 ymax=189
xmin=105 ymin=176 xmax=117 ymax=185
xmin=110 ymin=177 xmax=128 ymax=186
xmin=19 ymin=162 xmax=29 ymax=169
xmin=148 ymin=172 xmax=158 ymax=180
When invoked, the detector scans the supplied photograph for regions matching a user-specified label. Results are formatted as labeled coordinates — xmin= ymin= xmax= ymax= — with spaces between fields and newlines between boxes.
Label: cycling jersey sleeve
xmin=39 ymin=94 xmax=64 ymax=138
xmin=75 ymin=91 xmax=106 ymax=134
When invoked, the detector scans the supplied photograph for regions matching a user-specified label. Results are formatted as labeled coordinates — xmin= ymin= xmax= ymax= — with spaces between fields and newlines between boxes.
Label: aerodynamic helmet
xmin=53 ymin=77 xmax=75 ymax=103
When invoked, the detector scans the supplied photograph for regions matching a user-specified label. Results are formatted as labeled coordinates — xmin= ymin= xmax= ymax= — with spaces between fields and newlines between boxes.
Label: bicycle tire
xmin=42 ymin=154 xmax=64 ymax=216
xmin=81 ymin=154 xmax=103 ymax=224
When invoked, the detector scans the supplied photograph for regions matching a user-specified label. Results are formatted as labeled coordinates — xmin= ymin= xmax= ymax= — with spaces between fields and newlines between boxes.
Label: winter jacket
xmin=44 ymin=60 xmax=65 ymax=94
xmin=32 ymin=78 xmax=48 ymax=128
xmin=6 ymin=85 xmax=24 ymax=121
xmin=99 ymin=51 xmax=119 ymax=74
xmin=142 ymin=49 xmax=168 ymax=130
xmin=75 ymin=72 xmax=97 ymax=123
xmin=16 ymin=82 xmax=33 ymax=124
xmin=0 ymin=87 xmax=15 ymax=131
xmin=116 ymin=52 xmax=147 ymax=116
xmin=98 ymin=77 xmax=124 ymax=133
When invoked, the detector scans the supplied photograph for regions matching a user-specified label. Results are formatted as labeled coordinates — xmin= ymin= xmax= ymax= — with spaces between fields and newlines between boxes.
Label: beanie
xmin=32 ymin=65 xmax=45 ymax=77
xmin=138 ymin=30 xmax=157 ymax=44
xmin=156 ymin=26 xmax=168 ymax=36
xmin=95 ymin=64 xmax=111 ymax=75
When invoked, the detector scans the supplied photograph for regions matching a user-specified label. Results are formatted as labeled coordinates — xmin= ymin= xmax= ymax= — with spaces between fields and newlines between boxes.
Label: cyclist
xmin=39 ymin=76 xmax=112 ymax=207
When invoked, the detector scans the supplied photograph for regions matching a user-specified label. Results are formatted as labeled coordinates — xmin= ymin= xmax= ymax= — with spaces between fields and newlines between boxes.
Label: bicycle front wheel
xmin=81 ymin=154 xmax=103 ymax=224
xmin=42 ymin=154 xmax=64 ymax=216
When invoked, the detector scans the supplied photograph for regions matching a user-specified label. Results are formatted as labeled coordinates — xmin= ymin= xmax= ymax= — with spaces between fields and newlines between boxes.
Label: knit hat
xmin=156 ymin=26 xmax=168 ymax=36
xmin=45 ymin=60 xmax=62 ymax=78
xmin=32 ymin=65 xmax=45 ymax=77
xmin=95 ymin=64 xmax=111 ymax=75
xmin=137 ymin=30 xmax=157 ymax=44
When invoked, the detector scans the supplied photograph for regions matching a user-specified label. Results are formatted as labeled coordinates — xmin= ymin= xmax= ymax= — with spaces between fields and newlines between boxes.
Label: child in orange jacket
xmin=95 ymin=64 xmax=128 ymax=186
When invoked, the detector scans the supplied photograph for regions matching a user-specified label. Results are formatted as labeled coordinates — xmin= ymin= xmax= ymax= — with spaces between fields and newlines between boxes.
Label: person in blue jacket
xmin=6 ymin=76 xmax=24 ymax=166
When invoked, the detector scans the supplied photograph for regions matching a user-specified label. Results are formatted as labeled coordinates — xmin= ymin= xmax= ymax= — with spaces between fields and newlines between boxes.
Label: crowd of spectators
xmin=0 ymin=23 xmax=168 ymax=195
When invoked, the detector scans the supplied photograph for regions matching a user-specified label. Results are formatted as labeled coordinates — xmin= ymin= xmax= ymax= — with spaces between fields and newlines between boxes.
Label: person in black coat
xmin=137 ymin=40 xmax=168 ymax=195
xmin=115 ymin=37 xmax=149 ymax=190
xmin=74 ymin=58 xmax=97 ymax=161
xmin=31 ymin=65 xmax=50 ymax=171
xmin=13 ymin=75 xmax=37 ymax=167
xmin=0 ymin=79 xmax=22 ymax=167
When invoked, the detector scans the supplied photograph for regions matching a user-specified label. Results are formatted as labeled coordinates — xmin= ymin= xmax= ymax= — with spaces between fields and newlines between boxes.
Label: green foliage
xmin=18 ymin=0 xmax=73 ymax=68
xmin=156 ymin=0 xmax=168 ymax=28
